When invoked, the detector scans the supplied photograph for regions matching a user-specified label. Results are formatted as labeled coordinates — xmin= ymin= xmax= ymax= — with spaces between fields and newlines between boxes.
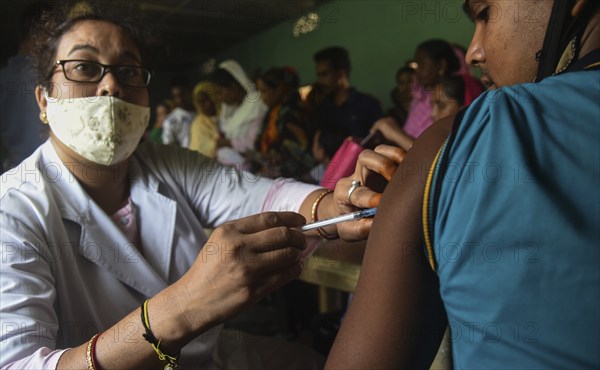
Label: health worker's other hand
xmin=334 ymin=145 xmax=406 ymax=240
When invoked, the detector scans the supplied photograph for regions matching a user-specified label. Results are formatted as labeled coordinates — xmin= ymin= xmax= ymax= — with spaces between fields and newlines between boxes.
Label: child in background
xmin=430 ymin=75 xmax=483 ymax=123
xmin=147 ymin=100 xmax=172 ymax=143
xmin=372 ymin=73 xmax=483 ymax=149
xmin=306 ymin=129 xmax=346 ymax=184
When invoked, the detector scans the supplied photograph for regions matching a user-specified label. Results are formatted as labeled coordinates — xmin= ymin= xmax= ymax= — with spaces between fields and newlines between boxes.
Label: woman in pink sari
xmin=371 ymin=40 xmax=472 ymax=151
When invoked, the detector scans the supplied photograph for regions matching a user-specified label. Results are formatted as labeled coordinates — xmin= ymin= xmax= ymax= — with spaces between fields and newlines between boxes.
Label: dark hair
xmin=259 ymin=67 xmax=299 ymax=89
xmin=395 ymin=66 xmax=415 ymax=80
xmin=28 ymin=1 xmax=162 ymax=89
xmin=417 ymin=39 xmax=460 ymax=76
xmin=438 ymin=76 xmax=466 ymax=106
xmin=19 ymin=1 xmax=54 ymax=44
xmin=438 ymin=75 xmax=484 ymax=107
xmin=313 ymin=46 xmax=351 ymax=76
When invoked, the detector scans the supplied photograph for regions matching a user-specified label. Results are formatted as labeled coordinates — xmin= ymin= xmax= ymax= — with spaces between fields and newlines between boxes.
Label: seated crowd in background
xmin=147 ymin=40 xmax=483 ymax=186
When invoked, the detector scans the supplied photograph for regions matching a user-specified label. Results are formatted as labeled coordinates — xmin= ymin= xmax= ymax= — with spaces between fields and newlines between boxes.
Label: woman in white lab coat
xmin=0 ymin=2 xmax=403 ymax=369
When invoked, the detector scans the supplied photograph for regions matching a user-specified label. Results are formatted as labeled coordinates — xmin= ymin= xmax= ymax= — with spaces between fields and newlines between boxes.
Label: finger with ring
xmin=348 ymin=180 xmax=362 ymax=203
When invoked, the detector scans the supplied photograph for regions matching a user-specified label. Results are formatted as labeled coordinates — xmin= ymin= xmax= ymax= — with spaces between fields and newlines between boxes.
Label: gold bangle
xmin=311 ymin=190 xmax=339 ymax=239
xmin=311 ymin=190 xmax=332 ymax=223
xmin=86 ymin=333 xmax=101 ymax=370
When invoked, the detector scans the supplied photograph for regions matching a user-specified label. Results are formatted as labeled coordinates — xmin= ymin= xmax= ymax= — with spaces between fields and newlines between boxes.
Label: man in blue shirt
xmin=313 ymin=46 xmax=383 ymax=141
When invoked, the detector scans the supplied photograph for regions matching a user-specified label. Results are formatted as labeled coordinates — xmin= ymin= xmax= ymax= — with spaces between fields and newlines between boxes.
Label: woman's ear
xmin=572 ymin=0 xmax=588 ymax=17
xmin=35 ymin=86 xmax=47 ymax=112
xmin=35 ymin=86 xmax=50 ymax=124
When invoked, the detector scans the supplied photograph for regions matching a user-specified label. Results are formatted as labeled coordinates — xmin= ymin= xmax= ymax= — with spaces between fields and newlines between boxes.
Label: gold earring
xmin=555 ymin=36 xmax=577 ymax=75
xmin=40 ymin=111 xmax=49 ymax=124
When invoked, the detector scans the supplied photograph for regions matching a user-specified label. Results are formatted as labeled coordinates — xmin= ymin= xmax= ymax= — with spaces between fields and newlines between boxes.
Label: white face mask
xmin=44 ymin=91 xmax=150 ymax=166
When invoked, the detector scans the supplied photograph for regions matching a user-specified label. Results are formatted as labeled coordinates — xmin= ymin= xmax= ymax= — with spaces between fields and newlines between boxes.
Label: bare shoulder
xmin=325 ymin=115 xmax=456 ymax=369
xmin=384 ymin=114 xmax=455 ymax=208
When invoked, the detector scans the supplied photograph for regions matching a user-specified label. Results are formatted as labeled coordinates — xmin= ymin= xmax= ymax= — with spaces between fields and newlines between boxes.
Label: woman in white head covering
xmin=213 ymin=60 xmax=267 ymax=167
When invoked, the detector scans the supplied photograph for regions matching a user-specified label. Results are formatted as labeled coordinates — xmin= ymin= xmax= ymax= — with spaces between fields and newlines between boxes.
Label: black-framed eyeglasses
xmin=54 ymin=60 xmax=152 ymax=87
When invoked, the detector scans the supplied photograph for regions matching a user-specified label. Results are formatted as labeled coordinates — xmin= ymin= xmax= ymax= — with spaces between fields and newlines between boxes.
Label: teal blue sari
xmin=424 ymin=61 xmax=600 ymax=368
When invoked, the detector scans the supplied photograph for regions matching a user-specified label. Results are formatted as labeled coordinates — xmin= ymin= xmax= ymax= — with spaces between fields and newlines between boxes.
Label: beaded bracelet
xmin=141 ymin=299 xmax=180 ymax=370
xmin=311 ymin=190 xmax=339 ymax=240
xmin=86 ymin=332 xmax=101 ymax=370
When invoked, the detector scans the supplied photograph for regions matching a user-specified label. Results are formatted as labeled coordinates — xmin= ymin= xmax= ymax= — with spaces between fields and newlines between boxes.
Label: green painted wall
xmin=203 ymin=0 xmax=475 ymax=109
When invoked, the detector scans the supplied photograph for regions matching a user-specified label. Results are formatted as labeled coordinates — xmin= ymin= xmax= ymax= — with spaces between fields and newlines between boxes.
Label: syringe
xmin=299 ymin=208 xmax=377 ymax=232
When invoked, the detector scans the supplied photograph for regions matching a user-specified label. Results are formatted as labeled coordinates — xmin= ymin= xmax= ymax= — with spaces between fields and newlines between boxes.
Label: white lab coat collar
xmin=40 ymin=140 xmax=173 ymax=296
